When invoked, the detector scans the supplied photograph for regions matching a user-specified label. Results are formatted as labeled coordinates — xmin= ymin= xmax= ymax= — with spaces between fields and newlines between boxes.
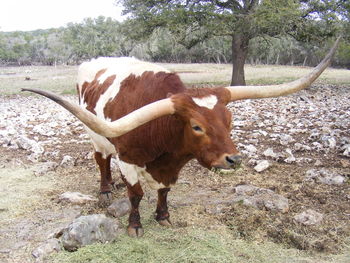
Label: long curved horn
xmin=226 ymin=37 xmax=341 ymax=101
xmin=22 ymin=88 xmax=175 ymax=138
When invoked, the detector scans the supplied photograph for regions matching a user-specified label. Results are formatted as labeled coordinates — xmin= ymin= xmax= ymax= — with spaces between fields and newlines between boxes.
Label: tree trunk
xmin=230 ymin=34 xmax=249 ymax=86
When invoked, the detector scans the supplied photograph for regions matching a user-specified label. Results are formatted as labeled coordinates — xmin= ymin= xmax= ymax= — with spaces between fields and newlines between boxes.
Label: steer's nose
xmin=225 ymin=154 xmax=242 ymax=168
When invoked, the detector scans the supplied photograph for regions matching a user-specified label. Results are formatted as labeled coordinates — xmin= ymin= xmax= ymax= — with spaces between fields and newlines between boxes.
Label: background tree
xmin=63 ymin=16 xmax=131 ymax=63
xmin=117 ymin=0 xmax=343 ymax=85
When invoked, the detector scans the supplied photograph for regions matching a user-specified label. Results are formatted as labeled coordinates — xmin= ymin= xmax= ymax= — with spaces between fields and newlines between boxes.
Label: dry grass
xmin=0 ymin=167 xmax=55 ymax=221
xmin=0 ymin=65 xmax=76 ymax=95
xmin=163 ymin=63 xmax=350 ymax=86
xmin=1 ymin=63 xmax=349 ymax=95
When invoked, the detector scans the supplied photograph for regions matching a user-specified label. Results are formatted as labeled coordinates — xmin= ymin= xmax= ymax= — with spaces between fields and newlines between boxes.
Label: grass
xmin=0 ymin=63 xmax=349 ymax=95
xmin=49 ymin=196 xmax=350 ymax=263
xmin=51 ymin=224 xmax=350 ymax=263
xmin=0 ymin=167 xmax=56 ymax=221
xmin=0 ymin=65 xmax=77 ymax=95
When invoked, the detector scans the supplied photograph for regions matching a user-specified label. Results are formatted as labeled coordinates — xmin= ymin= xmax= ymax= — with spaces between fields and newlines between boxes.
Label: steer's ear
xmin=166 ymin=92 xmax=173 ymax=98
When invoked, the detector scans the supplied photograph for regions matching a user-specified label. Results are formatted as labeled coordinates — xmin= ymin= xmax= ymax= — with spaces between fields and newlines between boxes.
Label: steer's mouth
xmin=210 ymin=154 xmax=243 ymax=174
xmin=210 ymin=164 xmax=242 ymax=175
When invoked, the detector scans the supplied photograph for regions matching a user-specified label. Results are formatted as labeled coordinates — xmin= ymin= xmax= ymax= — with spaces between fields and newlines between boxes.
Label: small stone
xmin=34 ymin=161 xmax=58 ymax=176
xmin=315 ymin=160 xmax=323 ymax=166
xmin=245 ymin=144 xmax=257 ymax=153
xmin=61 ymin=214 xmax=123 ymax=251
xmin=284 ymin=148 xmax=296 ymax=163
xmin=305 ymin=169 xmax=346 ymax=185
xmin=60 ymin=155 xmax=75 ymax=167
xmin=232 ymin=184 xmax=289 ymax=213
xmin=296 ymin=157 xmax=313 ymax=164
xmin=234 ymin=184 xmax=259 ymax=195
xmin=342 ymin=144 xmax=350 ymax=157
xmin=263 ymin=148 xmax=277 ymax=159
xmin=340 ymin=159 xmax=350 ymax=168
xmin=59 ymin=192 xmax=98 ymax=205
xmin=279 ymin=134 xmax=294 ymax=145
xmin=254 ymin=160 xmax=270 ymax=172
xmin=247 ymin=158 xmax=258 ymax=166
xmin=294 ymin=143 xmax=311 ymax=152
xmin=294 ymin=209 xmax=323 ymax=225
xmin=107 ymin=198 xmax=131 ymax=217
xmin=32 ymin=238 xmax=61 ymax=259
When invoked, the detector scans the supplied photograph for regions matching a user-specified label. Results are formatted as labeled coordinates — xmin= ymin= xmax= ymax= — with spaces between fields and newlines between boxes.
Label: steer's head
xmin=172 ymin=88 xmax=242 ymax=170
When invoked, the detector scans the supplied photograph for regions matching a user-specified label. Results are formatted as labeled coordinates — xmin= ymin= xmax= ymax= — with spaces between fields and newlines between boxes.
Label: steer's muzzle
xmin=211 ymin=154 xmax=242 ymax=170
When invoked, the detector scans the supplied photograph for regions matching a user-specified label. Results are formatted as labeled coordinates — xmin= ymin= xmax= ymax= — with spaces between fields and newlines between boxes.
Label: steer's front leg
xmin=156 ymin=188 xmax=172 ymax=226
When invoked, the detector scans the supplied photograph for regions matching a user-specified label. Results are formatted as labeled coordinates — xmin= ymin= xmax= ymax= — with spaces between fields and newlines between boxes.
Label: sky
xmin=0 ymin=0 xmax=125 ymax=32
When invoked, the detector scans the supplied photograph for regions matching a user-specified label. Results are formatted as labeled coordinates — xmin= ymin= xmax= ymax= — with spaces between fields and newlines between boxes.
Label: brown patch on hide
xmin=80 ymin=69 xmax=116 ymax=114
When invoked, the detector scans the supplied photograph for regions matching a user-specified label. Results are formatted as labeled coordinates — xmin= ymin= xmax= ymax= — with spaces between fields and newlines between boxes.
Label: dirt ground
xmin=0 ymin=83 xmax=349 ymax=262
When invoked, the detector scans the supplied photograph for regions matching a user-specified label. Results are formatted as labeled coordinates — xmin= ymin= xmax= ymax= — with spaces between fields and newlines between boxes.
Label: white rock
xmin=342 ymin=144 xmax=350 ymax=157
xmin=263 ymin=148 xmax=277 ymax=159
xmin=284 ymin=148 xmax=296 ymax=163
xmin=279 ymin=134 xmax=294 ymax=145
xmin=61 ymin=214 xmax=123 ymax=251
xmin=60 ymin=155 xmax=75 ymax=167
xmin=32 ymin=238 xmax=61 ymax=259
xmin=34 ymin=161 xmax=58 ymax=176
xmin=107 ymin=198 xmax=131 ymax=217
xmin=59 ymin=192 xmax=98 ymax=204
xmin=245 ymin=144 xmax=257 ymax=153
xmin=233 ymin=184 xmax=289 ymax=213
xmin=305 ymin=169 xmax=346 ymax=185
xmin=254 ymin=160 xmax=270 ymax=172
xmin=294 ymin=209 xmax=323 ymax=225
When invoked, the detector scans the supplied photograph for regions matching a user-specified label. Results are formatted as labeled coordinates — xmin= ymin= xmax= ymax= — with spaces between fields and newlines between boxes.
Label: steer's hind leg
xmin=121 ymin=175 xmax=144 ymax=237
xmin=94 ymin=152 xmax=114 ymax=206
xmin=156 ymin=188 xmax=172 ymax=226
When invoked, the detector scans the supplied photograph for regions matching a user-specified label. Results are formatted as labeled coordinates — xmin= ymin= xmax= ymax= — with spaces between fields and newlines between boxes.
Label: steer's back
xmin=77 ymin=57 xmax=170 ymax=119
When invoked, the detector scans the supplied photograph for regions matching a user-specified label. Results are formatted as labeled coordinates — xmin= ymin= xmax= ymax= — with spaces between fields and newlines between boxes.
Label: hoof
xmin=127 ymin=226 xmax=144 ymax=238
xmin=157 ymin=218 xmax=172 ymax=227
xmin=98 ymin=191 xmax=113 ymax=207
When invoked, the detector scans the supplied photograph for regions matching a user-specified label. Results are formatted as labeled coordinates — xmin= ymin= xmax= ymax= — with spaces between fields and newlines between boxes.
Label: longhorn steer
xmin=23 ymin=38 xmax=340 ymax=237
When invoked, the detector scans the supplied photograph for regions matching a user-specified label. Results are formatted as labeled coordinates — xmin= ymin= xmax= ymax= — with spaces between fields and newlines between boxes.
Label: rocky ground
xmin=0 ymin=84 xmax=349 ymax=262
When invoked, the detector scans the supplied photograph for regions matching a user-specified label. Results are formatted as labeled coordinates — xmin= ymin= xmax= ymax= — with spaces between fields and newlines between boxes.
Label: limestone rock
xmin=34 ymin=161 xmax=58 ymax=176
xmin=254 ymin=160 xmax=270 ymax=172
xmin=32 ymin=238 xmax=61 ymax=260
xmin=305 ymin=169 xmax=346 ymax=185
xmin=107 ymin=198 xmax=131 ymax=218
xmin=263 ymin=148 xmax=277 ymax=159
xmin=342 ymin=144 xmax=350 ymax=157
xmin=60 ymin=155 xmax=75 ymax=167
xmin=232 ymin=184 xmax=289 ymax=213
xmin=59 ymin=192 xmax=98 ymax=205
xmin=294 ymin=209 xmax=323 ymax=225
xmin=61 ymin=214 xmax=123 ymax=251
xmin=284 ymin=148 xmax=296 ymax=164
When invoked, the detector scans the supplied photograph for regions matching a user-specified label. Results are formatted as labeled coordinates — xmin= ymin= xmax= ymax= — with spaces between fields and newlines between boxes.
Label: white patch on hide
xmin=192 ymin=95 xmax=218 ymax=109
xmin=84 ymin=125 xmax=116 ymax=159
xmin=117 ymin=157 xmax=167 ymax=190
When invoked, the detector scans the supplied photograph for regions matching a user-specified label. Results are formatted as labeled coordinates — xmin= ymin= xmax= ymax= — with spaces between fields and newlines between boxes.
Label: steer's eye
xmin=192 ymin=125 xmax=203 ymax=132
xmin=190 ymin=119 xmax=205 ymax=134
